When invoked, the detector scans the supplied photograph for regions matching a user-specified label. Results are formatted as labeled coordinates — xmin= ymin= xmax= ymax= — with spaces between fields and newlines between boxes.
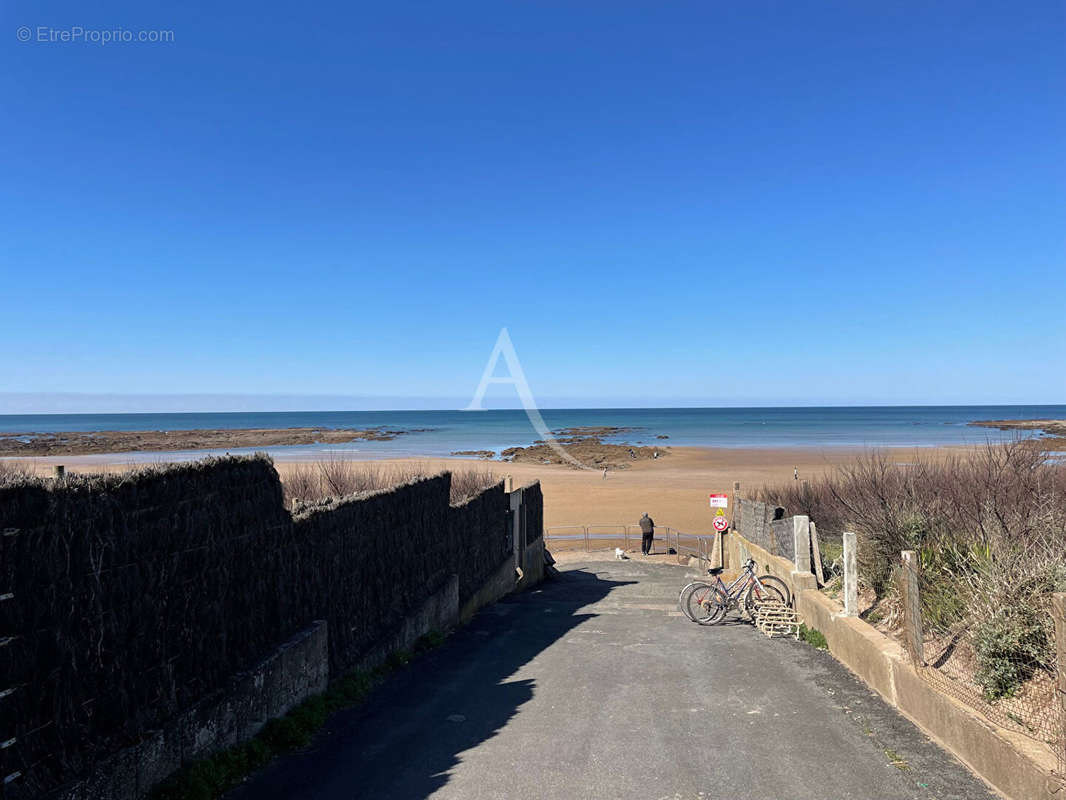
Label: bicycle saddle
xmin=706 ymin=567 xmax=724 ymax=576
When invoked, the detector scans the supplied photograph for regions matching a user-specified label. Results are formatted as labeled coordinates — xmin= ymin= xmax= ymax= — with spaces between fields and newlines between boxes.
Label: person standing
xmin=639 ymin=512 xmax=655 ymax=555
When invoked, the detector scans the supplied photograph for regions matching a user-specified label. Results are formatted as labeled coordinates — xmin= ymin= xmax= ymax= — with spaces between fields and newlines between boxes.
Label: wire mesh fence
xmin=900 ymin=551 xmax=1064 ymax=770
xmin=1054 ymin=594 xmax=1066 ymax=779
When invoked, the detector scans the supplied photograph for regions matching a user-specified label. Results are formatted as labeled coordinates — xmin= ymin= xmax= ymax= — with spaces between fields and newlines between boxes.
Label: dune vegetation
xmin=760 ymin=442 xmax=1066 ymax=739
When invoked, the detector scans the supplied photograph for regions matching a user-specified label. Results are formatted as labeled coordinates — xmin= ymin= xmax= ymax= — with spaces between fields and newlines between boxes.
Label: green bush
xmin=973 ymin=607 xmax=1052 ymax=701
xmin=917 ymin=543 xmax=974 ymax=632
xmin=819 ymin=539 xmax=843 ymax=579
xmin=799 ymin=624 xmax=828 ymax=649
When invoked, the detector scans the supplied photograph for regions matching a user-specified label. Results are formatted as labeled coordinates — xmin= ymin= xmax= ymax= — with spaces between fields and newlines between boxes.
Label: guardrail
xmin=545 ymin=524 xmax=719 ymax=570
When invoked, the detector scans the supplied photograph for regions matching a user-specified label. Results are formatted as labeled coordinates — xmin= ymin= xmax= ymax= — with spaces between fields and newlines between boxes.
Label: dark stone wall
xmin=0 ymin=458 xmax=291 ymax=797
xmin=447 ymin=483 xmax=511 ymax=608
xmin=737 ymin=498 xmax=778 ymax=555
xmin=0 ymin=457 xmax=534 ymax=799
xmin=290 ymin=474 xmax=460 ymax=674
xmin=522 ymin=482 xmax=543 ymax=543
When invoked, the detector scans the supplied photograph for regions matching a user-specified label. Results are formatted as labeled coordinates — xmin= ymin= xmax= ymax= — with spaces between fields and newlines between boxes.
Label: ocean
xmin=1 ymin=405 xmax=1063 ymax=461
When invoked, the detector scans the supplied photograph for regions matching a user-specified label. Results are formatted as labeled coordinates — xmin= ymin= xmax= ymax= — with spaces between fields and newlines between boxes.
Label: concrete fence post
xmin=510 ymin=487 xmax=524 ymax=570
xmin=901 ymin=550 xmax=924 ymax=666
xmin=842 ymin=532 xmax=858 ymax=617
xmin=809 ymin=520 xmax=826 ymax=586
xmin=1051 ymin=593 xmax=1066 ymax=778
xmin=793 ymin=515 xmax=811 ymax=574
xmin=731 ymin=481 xmax=740 ymax=529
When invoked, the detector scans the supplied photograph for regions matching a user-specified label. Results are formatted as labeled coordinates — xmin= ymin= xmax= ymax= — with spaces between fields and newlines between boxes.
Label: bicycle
xmin=679 ymin=558 xmax=791 ymax=625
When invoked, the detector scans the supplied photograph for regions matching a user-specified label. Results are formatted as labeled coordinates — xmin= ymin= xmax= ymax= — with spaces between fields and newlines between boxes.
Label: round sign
xmin=713 ymin=516 xmax=728 ymax=532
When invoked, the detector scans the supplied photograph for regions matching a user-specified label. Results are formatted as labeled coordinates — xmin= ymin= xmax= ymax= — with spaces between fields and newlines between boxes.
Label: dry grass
xmin=759 ymin=442 xmax=1066 ymax=742
xmin=449 ymin=466 xmax=500 ymax=505
xmin=759 ymin=442 xmax=1066 ymax=595
xmin=0 ymin=459 xmax=33 ymax=485
xmin=281 ymin=458 xmax=497 ymax=507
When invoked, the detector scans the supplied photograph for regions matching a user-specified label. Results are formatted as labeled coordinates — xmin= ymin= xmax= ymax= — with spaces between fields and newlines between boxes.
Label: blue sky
xmin=2 ymin=1 xmax=1064 ymax=411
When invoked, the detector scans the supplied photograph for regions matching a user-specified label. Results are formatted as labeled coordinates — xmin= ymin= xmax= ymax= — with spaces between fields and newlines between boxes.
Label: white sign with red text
xmin=709 ymin=493 xmax=729 ymax=509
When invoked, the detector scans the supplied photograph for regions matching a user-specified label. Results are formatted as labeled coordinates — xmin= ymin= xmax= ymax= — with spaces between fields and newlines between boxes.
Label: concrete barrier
xmin=46 ymin=622 xmax=329 ymax=800
xmin=516 ymin=537 xmax=545 ymax=591
xmin=461 ymin=557 xmax=518 ymax=623
xmin=722 ymin=529 xmax=1061 ymax=800
xmin=356 ymin=574 xmax=460 ymax=673
xmin=44 ymin=542 xmax=548 ymax=800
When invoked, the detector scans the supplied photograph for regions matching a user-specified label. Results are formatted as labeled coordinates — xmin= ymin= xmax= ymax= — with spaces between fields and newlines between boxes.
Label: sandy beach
xmin=16 ymin=445 xmax=972 ymax=535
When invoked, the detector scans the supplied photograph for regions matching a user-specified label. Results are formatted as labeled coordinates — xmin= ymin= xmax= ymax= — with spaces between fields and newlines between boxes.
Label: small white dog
xmin=614 ymin=547 xmax=627 ymax=560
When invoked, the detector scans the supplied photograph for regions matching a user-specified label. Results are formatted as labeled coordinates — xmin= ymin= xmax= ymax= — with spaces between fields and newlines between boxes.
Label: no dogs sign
xmin=713 ymin=516 xmax=729 ymax=532
xmin=709 ymin=493 xmax=728 ymax=509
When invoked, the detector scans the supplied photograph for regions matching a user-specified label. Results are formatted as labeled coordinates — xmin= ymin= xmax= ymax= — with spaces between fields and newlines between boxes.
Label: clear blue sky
xmin=2 ymin=1 xmax=1064 ymax=411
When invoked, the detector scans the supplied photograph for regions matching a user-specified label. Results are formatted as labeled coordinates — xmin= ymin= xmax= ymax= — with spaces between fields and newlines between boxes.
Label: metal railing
xmin=545 ymin=523 xmax=719 ymax=570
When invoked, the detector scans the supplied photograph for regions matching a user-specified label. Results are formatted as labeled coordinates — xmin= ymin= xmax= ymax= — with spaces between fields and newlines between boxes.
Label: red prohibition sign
xmin=713 ymin=516 xmax=728 ymax=532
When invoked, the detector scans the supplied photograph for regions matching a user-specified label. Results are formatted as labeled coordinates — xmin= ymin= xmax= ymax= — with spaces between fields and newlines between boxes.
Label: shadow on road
xmin=228 ymin=567 xmax=633 ymax=800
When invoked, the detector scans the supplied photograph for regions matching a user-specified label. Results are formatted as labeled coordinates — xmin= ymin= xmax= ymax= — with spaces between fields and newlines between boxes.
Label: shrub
xmin=973 ymin=606 xmax=1053 ymax=701
xmin=757 ymin=442 xmax=1066 ymax=604
xmin=759 ymin=442 xmax=1066 ymax=722
xmin=449 ymin=467 xmax=499 ymax=504
xmin=0 ymin=459 xmax=33 ymax=485
xmin=799 ymin=624 xmax=828 ymax=649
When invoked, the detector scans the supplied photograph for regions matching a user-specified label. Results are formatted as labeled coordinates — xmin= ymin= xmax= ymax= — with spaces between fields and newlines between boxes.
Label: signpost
xmin=713 ymin=503 xmax=728 ymax=532
xmin=712 ymin=494 xmax=729 ymax=553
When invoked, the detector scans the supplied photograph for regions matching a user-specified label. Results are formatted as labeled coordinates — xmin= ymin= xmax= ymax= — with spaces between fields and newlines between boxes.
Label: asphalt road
xmin=228 ymin=559 xmax=998 ymax=800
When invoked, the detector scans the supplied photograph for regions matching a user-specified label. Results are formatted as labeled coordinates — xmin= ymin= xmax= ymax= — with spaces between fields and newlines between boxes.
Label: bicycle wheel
xmin=744 ymin=575 xmax=790 ymax=619
xmin=678 ymin=581 xmax=702 ymax=621
xmin=754 ymin=574 xmax=791 ymax=607
xmin=686 ymin=582 xmax=728 ymax=625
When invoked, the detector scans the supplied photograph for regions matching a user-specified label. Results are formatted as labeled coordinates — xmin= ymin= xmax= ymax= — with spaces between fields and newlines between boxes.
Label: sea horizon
xmin=2 ymin=404 xmax=1063 ymax=462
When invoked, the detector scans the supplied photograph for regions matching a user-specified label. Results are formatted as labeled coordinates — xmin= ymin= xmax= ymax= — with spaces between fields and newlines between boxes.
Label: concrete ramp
xmin=228 ymin=560 xmax=997 ymax=800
